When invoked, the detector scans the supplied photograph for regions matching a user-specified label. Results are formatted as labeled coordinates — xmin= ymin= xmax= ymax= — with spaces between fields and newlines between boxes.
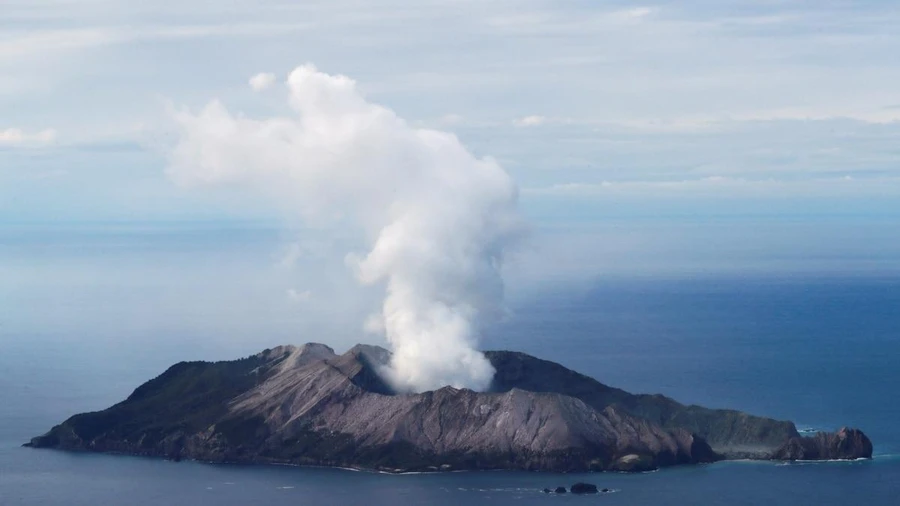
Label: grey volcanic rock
xmin=486 ymin=351 xmax=800 ymax=458
xmin=26 ymin=343 xmax=872 ymax=472
xmin=771 ymin=427 xmax=873 ymax=461
xmin=570 ymin=482 xmax=599 ymax=494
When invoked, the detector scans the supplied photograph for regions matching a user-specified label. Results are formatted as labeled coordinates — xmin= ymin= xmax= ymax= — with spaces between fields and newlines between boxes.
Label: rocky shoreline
xmin=26 ymin=343 xmax=873 ymax=473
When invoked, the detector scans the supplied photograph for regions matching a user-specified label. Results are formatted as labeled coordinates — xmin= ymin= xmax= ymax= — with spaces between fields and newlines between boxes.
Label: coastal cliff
xmin=25 ymin=344 xmax=872 ymax=472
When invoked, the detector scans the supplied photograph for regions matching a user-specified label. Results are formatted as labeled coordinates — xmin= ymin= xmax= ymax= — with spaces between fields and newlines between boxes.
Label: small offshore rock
xmin=541 ymin=488 xmax=551 ymax=494
xmin=570 ymin=482 xmax=599 ymax=494
xmin=601 ymin=488 xmax=611 ymax=493
xmin=554 ymin=486 xmax=567 ymax=494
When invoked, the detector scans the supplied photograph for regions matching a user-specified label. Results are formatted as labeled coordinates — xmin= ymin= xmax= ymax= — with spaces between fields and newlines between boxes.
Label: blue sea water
xmin=1 ymin=225 xmax=899 ymax=505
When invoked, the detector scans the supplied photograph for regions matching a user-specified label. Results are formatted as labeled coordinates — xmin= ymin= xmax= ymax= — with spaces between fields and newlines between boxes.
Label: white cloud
xmin=0 ymin=23 xmax=310 ymax=64
xmin=485 ymin=5 xmax=654 ymax=34
xmin=523 ymin=175 xmax=900 ymax=198
xmin=513 ymin=115 xmax=546 ymax=127
xmin=437 ymin=113 xmax=464 ymax=126
xmin=623 ymin=7 xmax=654 ymax=19
xmin=286 ymin=288 xmax=312 ymax=302
xmin=363 ymin=312 xmax=385 ymax=335
xmin=277 ymin=242 xmax=304 ymax=268
xmin=0 ymin=128 xmax=56 ymax=146
xmin=732 ymin=107 xmax=900 ymax=125
xmin=6 ymin=0 xmax=900 ymax=221
xmin=0 ymin=29 xmax=113 ymax=63
xmin=249 ymin=72 xmax=276 ymax=91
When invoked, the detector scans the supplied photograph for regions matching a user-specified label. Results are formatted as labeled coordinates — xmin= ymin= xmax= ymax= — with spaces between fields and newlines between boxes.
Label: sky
xmin=2 ymin=0 xmax=900 ymax=272
xmin=2 ymin=0 xmax=900 ymax=370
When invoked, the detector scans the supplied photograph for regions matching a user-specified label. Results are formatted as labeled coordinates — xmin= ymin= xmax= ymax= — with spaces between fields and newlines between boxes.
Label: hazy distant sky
xmin=2 ymin=0 xmax=900 ymax=286
xmin=2 ymin=0 xmax=899 ymax=221
xmin=2 ymin=1 xmax=900 ymax=357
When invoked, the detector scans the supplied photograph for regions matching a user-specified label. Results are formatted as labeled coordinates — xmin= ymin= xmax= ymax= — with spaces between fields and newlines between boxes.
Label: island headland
xmin=26 ymin=343 xmax=873 ymax=472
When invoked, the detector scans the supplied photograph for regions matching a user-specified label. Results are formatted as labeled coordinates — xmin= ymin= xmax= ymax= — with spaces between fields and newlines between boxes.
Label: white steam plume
xmin=166 ymin=64 xmax=523 ymax=392
xmin=248 ymin=72 xmax=276 ymax=91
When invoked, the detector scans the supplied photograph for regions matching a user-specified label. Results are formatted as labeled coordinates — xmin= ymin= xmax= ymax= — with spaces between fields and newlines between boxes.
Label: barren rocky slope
xmin=26 ymin=343 xmax=872 ymax=472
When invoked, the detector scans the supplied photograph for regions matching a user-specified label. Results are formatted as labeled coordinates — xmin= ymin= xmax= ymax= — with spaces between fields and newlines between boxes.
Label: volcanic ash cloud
xmin=167 ymin=64 xmax=523 ymax=392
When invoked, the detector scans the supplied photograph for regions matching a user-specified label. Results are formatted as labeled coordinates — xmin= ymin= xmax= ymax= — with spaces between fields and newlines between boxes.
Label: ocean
xmin=1 ymin=224 xmax=899 ymax=505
